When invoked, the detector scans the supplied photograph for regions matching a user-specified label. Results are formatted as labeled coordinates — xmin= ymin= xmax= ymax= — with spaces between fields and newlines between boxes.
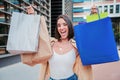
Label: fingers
xmin=26 ymin=6 xmax=35 ymax=14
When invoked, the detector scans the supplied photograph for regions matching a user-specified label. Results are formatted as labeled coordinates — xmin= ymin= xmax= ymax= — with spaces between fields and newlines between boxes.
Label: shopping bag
xmin=74 ymin=17 xmax=119 ymax=66
xmin=7 ymin=12 xmax=40 ymax=54
xmin=86 ymin=12 xmax=108 ymax=22
xmin=21 ymin=16 xmax=52 ymax=66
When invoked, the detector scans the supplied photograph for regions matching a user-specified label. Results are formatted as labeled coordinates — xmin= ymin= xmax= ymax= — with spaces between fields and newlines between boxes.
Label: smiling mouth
xmin=60 ymin=31 xmax=66 ymax=35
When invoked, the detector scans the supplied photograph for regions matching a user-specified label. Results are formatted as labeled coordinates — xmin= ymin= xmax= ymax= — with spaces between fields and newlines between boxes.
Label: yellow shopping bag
xmin=86 ymin=12 xmax=108 ymax=22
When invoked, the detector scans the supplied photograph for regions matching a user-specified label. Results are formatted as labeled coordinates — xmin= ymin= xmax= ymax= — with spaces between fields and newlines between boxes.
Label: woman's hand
xmin=26 ymin=6 xmax=35 ymax=14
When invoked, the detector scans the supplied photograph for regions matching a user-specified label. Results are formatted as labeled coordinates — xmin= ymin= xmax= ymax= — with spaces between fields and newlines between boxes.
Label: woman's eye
xmin=63 ymin=23 xmax=67 ymax=26
xmin=57 ymin=23 xmax=67 ymax=27
xmin=57 ymin=24 xmax=60 ymax=27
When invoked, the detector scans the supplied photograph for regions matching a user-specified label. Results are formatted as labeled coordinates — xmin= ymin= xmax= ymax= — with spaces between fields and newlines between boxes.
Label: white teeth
xmin=61 ymin=31 xmax=66 ymax=33
xmin=61 ymin=32 xmax=66 ymax=34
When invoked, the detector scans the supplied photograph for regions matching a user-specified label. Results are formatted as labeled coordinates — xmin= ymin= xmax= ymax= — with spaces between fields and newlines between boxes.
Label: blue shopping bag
xmin=74 ymin=17 xmax=119 ymax=66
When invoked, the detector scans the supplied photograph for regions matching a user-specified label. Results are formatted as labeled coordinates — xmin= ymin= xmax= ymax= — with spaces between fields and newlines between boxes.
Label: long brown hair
xmin=55 ymin=15 xmax=74 ymax=41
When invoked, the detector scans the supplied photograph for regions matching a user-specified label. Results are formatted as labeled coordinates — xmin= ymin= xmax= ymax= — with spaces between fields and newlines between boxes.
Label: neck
xmin=60 ymin=38 xmax=69 ymax=43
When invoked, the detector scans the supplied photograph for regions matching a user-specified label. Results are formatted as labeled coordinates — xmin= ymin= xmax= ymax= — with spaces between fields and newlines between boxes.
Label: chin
xmin=61 ymin=37 xmax=68 ymax=40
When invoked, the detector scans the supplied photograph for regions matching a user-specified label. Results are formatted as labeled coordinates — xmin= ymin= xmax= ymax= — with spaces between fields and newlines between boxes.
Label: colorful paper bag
xmin=74 ymin=17 xmax=119 ymax=66
xmin=86 ymin=12 xmax=108 ymax=22
xmin=7 ymin=12 xmax=40 ymax=54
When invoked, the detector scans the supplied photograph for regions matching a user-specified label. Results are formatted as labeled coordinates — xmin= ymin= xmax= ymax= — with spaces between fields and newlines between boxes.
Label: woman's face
xmin=57 ymin=18 xmax=69 ymax=40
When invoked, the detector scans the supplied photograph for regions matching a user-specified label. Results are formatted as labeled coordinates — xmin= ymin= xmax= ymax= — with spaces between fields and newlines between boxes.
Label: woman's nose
xmin=60 ymin=25 xmax=64 ymax=29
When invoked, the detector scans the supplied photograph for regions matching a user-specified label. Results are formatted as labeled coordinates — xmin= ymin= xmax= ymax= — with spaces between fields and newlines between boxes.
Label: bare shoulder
xmin=73 ymin=46 xmax=79 ymax=57
xmin=50 ymin=37 xmax=57 ymax=47
xmin=70 ymin=39 xmax=78 ymax=57
xmin=52 ymin=41 xmax=59 ymax=50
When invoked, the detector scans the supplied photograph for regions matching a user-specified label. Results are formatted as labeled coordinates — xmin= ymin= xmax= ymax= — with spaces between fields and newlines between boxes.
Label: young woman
xmin=48 ymin=15 xmax=78 ymax=80
xmin=26 ymin=6 xmax=93 ymax=80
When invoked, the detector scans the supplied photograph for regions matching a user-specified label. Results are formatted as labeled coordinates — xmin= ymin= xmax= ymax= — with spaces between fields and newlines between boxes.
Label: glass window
xmin=110 ymin=5 xmax=114 ymax=13
xmin=104 ymin=6 xmax=108 ymax=12
xmin=98 ymin=6 xmax=102 ymax=13
xmin=0 ymin=36 xmax=7 ymax=45
xmin=0 ymin=2 xmax=3 ymax=5
xmin=116 ymin=5 xmax=119 ymax=13
xmin=73 ymin=17 xmax=85 ymax=22
xmin=73 ymin=8 xmax=84 ymax=13
xmin=73 ymin=0 xmax=84 ymax=3
xmin=0 ymin=26 xmax=8 ymax=34
xmin=119 ymin=5 xmax=120 ymax=13
xmin=10 ymin=0 xmax=19 ymax=4
xmin=0 ymin=18 xmax=5 ymax=22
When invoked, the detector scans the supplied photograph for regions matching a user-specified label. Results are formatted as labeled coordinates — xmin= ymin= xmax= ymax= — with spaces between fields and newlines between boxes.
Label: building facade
xmin=0 ymin=0 xmax=51 ymax=56
xmin=73 ymin=0 xmax=120 ymax=46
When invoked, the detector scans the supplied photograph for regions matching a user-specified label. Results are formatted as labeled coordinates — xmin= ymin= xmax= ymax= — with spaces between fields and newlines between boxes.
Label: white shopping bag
xmin=7 ymin=12 xmax=40 ymax=54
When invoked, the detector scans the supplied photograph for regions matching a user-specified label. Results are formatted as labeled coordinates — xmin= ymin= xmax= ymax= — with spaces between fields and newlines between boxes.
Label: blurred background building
xmin=0 ymin=0 xmax=51 ymax=62
xmin=73 ymin=0 xmax=120 ymax=46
